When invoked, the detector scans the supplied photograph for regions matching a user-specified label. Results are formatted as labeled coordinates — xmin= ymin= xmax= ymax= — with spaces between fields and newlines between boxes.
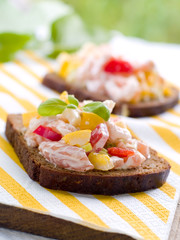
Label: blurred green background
xmin=63 ymin=0 xmax=180 ymax=43
xmin=1 ymin=0 xmax=180 ymax=62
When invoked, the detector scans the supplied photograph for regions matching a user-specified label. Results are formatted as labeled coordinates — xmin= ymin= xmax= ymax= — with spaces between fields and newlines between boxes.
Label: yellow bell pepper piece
xmin=59 ymin=60 xmax=69 ymax=78
xmin=146 ymin=72 xmax=156 ymax=86
xmin=79 ymin=112 xmax=104 ymax=130
xmin=58 ymin=53 xmax=70 ymax=78
xmin=22 ymin=112 xmax=39 ymax=127
xmin=62 ymin=130 xmax=91 ymax=147
xmin=58 ymin=53 xmax=81 ymax=78
xmin=88 ymin=152 xmax=114 ymax=171
xmin=163 ymin=87 xmax=172 ymax=97
xmin=59 ymin=91 xmax=69 ymax=103
xmin=66 ymin=61 xmax=81 ymax=76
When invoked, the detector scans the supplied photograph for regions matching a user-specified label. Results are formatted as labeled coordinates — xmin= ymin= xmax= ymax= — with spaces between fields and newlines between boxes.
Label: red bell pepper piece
xmin=107 ymin=147 xmax=134 ymax=158
xmin=90 ymin=123 xmax=109 ymax=152
xmin=33 ymin=125 xmax=62 ymax=141
xmin=104 ymin=58 xmax=133 ymax=74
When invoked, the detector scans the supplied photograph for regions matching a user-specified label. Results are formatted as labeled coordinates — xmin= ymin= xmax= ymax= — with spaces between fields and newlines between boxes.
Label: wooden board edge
xmin=169 ymin=197 xmax=180 ymax=240
xmin=0 ymin=203 xmax=134 ymax=240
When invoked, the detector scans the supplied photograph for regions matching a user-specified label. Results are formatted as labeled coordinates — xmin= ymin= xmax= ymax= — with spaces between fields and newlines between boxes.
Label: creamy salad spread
xmin=23 ymin=92 xmax=150 ymax=172
xmin=57 ymin=43 xmax=171 ymax=103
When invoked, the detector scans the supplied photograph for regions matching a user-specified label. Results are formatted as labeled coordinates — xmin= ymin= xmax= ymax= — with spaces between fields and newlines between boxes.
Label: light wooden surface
xmin=169 ymin=198 xmax=180 ymax=240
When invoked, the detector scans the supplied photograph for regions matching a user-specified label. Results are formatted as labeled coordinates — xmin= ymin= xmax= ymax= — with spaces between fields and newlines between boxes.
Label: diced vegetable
xmin=62 ymin=130 xmax=91 ymax=147
xmin=22 ymin=112 xmax=39 ymax=127
xmin=98 ymin=148 xmax=108 ymax=154
xmin=58 ymin=54 xmax=81 ymax=78
xmin=59 ymin=59 xmax=69 ymax=78
xmin=33 ymin=125 xmax=62 ymax=141
xmin=104 ymin=58 xmax=133 ymax=74
xmin=79 ymin=112 xmax=104 ymax=130
xmin=59 ymin=91 xmax=69 ymax=103
xmin=107 ymin=147 xmax=134 ymax=158
xmin=163 ymin=87 xmax=172 ymax=97
xmin=90 ymin=123 xmax=109 ymax=152
xmin=88 ymin=152 xmax=114 ymax=171
xmin=81 ymin=143 xmax=92 ymax=152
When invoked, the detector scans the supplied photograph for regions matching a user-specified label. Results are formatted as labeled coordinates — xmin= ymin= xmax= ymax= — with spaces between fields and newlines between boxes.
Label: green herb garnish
xmin=82 ymin=101 xmax=110 ymax=121
xmin=67 ymin=104 xmax=77 ymax=109
xmin=38 ymin=97 xmax=79 ymax=116
xmin=38 ymin=98 xmax=67 ymax=116
xmin=38 ymin=96 xmax=110 ymax=121
xmin=68 ymin=95 xmax=79 ymax=107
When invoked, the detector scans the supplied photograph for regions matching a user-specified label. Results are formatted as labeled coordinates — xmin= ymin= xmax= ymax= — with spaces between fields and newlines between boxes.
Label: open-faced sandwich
xmin=43 ymin=43 xmax=179 ymax=117
xmin=6 ymin=92 xmax=170 ymax=195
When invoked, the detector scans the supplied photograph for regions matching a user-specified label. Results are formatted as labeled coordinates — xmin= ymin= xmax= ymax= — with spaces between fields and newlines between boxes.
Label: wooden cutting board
xmin=169 ymin=198 xmax=180 ymax=240
xmin=0 ymin=198 xmax=179 ymax=240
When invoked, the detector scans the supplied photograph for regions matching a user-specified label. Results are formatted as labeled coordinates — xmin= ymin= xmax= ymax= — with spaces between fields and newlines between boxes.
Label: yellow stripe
xmin=0 ymin=106 xmax=7 ymax=121
xmin=159 ymin=183 xmax=176 ymax=199
xmin=127 ymin=124 xmax=180 ymax=176
xmin=1 ymin=134 xmax=106 ymax=224
xmin=0 ymin=136 xmax=24 ymax=170
xmin=127 ymin=127 xmax=177 ymax=196
xmin=0 ymin=85 xmax=36 ymax=112
xmin=157 ymin=153 xmax=180 ymax=176
xmin=150 ymin=125 xmax=180 ymax=154
xmin=95 ymin=195 xmax=159 ymax=240
xmin=14 ymin=60 xmax=42 ymax=82
xmin=0 ymin=168 xmax=47 ymax=211
xmin=168 ymin=109 xmax=180 ymax=117
xmin=24 ymin=50 xmax=54 ymax=72
xmin=130 ymin=192 xmax=169 ymax=223
xmin=0 ymin=64 xmax=47 ymax=101
xmin=0 ymin=134 xmax=108 ymax=228
xmin=49 ymin=189 xmax=108 ymax=228
xmin=153 ymin=116 xmax=180 ymax=128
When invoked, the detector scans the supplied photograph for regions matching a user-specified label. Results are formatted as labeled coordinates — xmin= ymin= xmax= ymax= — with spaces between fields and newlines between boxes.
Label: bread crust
xmin=42 ymin=73 xmax=179 ymax=117
xmin=5 ymin=114 xmax=171 ymax=195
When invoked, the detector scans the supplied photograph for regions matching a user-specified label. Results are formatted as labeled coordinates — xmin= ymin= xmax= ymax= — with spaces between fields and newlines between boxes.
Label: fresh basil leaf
xmin=67 ymin=104 xmax=77 ymax=109
xmin=83 ymin=102 xmax=110 ymax=121
xmin=68 ymin=95 xmax=79 ymax=107
xmin=38 ymin=98 xmax=67 ymax=116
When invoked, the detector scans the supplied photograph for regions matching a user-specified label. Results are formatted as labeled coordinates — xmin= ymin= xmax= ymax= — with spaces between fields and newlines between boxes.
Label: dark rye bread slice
xmin=42 ymin=73 xmax=179 ymax=117
xmin=5 ymin=114 xmax=171 ymax=195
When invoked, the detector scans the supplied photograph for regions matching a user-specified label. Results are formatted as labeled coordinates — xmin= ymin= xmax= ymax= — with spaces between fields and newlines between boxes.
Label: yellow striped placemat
xmin=0 ymin=51 xmax=180 ymax=240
